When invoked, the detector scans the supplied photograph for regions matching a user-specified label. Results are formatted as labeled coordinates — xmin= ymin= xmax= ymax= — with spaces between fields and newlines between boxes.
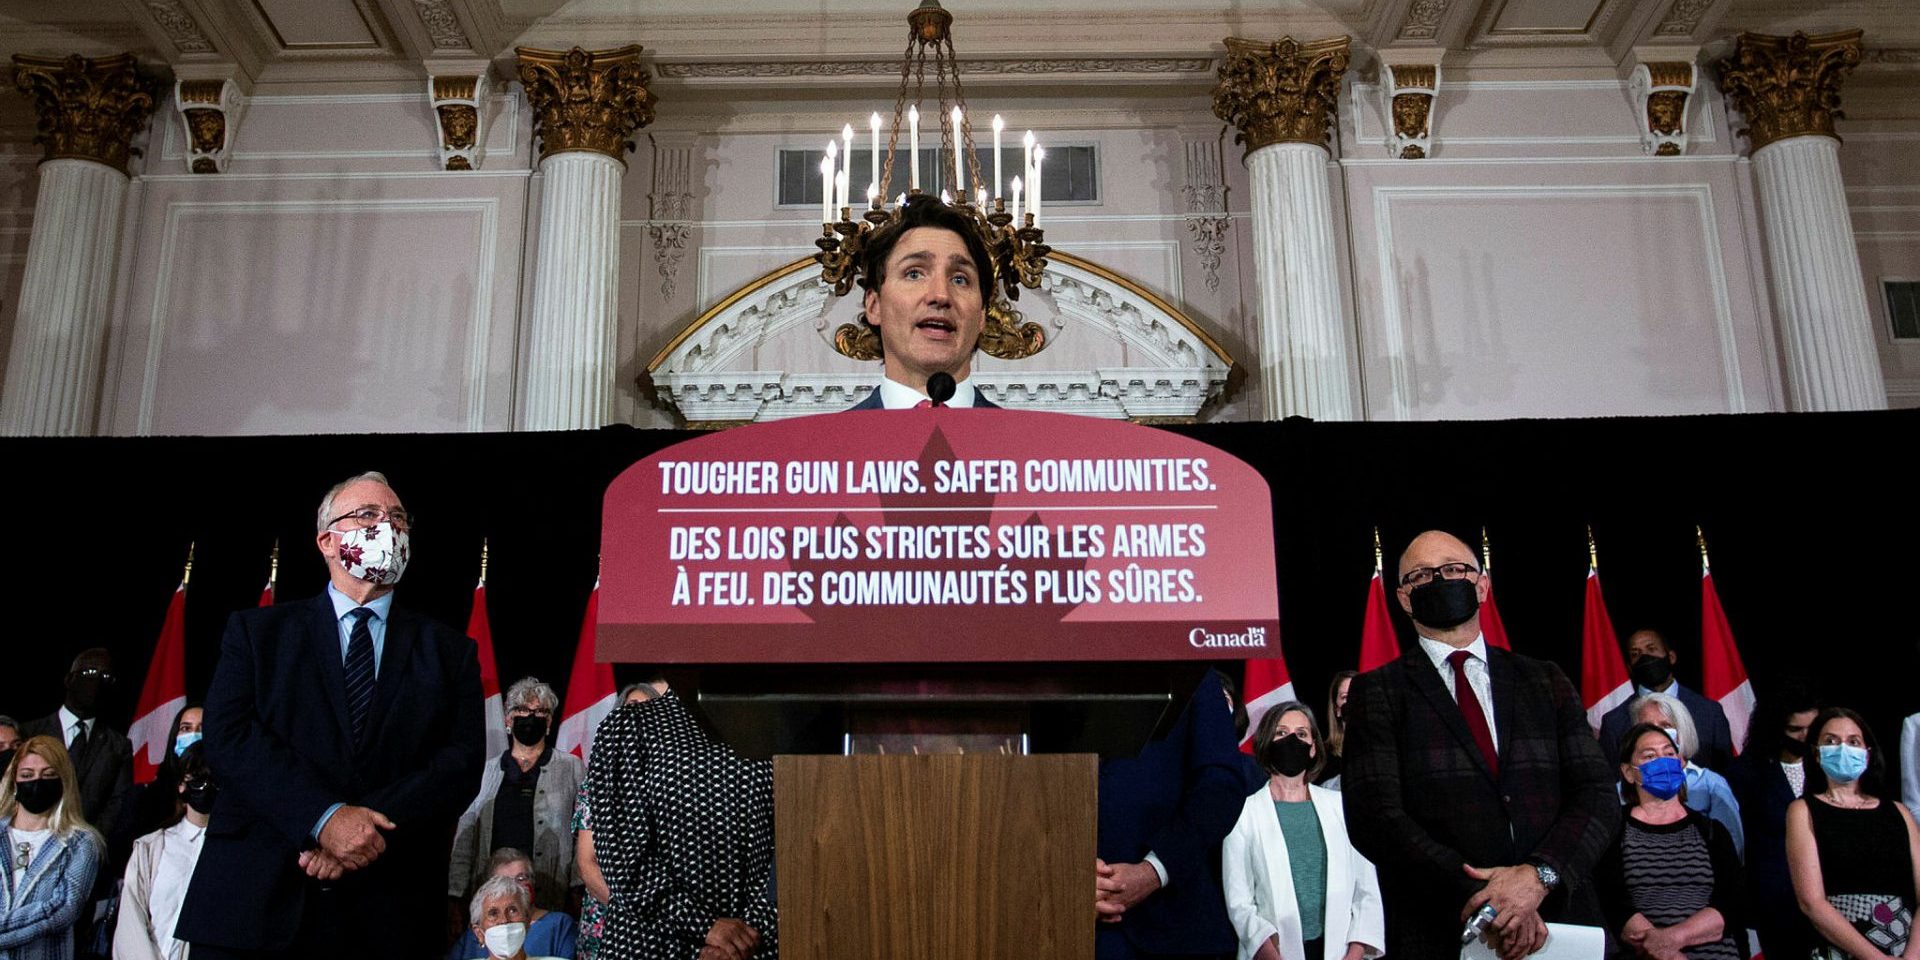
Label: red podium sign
xmin=599 ymin=409 xmax=1280 ymax=663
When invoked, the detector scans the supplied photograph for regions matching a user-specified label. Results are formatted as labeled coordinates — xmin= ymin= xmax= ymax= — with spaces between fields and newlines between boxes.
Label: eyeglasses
xmin=73 ymin=667 xmax=117 ymax=685
xmin=507 ymin=707 xmax=552 ymax=719
xmin=327 ymin=506 xmax=413 ymax=530
xmin=1399 ymin=563 xmax=1480 ymax=588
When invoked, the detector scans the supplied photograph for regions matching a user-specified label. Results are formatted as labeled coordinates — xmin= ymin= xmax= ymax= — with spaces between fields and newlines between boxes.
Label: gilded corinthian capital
xmin=1211 ymin=36 xmax=1350 ymax=153
xmin=1717 ymin=30 xmax=1863 ymax=153
xmin=517 ymin=45 xmax=656 ymax=164
xmin=11 ymin=53 xmax=157 ymax=175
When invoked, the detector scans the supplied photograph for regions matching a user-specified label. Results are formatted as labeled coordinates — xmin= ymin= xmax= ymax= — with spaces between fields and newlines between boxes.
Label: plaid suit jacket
xmin=1340 ymin=644 xmax=1620 ymax=960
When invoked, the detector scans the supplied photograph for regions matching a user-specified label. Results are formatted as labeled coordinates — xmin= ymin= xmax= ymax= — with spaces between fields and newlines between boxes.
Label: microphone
xmin=926 ymin=372 xmax=956 ymax=407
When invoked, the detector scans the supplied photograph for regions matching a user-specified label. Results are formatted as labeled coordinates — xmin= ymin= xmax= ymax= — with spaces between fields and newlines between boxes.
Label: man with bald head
xmin=1342 ymin=531 xmax=1618 ymax=960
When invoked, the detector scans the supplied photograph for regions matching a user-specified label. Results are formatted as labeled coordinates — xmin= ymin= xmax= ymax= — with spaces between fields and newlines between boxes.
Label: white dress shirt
xmin=1416 ymin=634 xmax=1499 ymax=749
xmin=58 ymin=705 xmax=95 ymax=748
xmin=877 ymin=374 xmax=977 ymax=409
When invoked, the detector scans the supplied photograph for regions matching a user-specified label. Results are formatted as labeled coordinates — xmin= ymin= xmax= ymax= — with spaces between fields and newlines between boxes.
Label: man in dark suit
xmin=19 ymin=648 xmax=133 ymax=846
xmin=1343 ymin=530 xmax=1619 ymax=960
xmin=846 ymin=194 xmax=1002 ymax=410
xmin=1094 ymin=668 xmax=1247 ymax=960
xmin=1728 ymin=680 xmax=1822 ymax=960
xmin=1596 ymin=629 xmax=1736 ymax=773
xmin=177 ymin=470 xmax=483 ymax=959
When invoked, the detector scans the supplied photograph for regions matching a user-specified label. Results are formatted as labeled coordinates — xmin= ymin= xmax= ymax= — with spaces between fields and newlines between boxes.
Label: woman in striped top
xmin=1597 ymin=723 xmax=1745 ymax=960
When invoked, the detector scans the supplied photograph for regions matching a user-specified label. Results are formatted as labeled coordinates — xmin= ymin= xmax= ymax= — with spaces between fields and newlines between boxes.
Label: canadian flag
xmin=1358 ymin=568 xmax=1399 ymax=673
xmin=555 ymin=580 xmax=616 ymax=765
xmin=1239 ymin=657 xmax=1296 ymax=754
xmin=1581 ymin=566 xmax=1632 ymax=734
xmin=469 ymin=576 xmax=508 ymax=761
xmin=1699 ymin=552 xmax=1755 ymax=754
xmin=130 ymin=577 xmax=189 ymax=785
xmin=259 ymin=543 xmax=278 ymax=608
xmin=1480 ymin=531 xmax=1511 ymax=650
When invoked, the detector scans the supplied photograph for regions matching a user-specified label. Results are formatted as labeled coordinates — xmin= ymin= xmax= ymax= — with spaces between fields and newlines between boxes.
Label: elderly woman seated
xmin=466 ymin=875 xmax=567 ymax=960
xmin=1627 ymin=692 xmax=1745 ymax=860
xmin=451 ymin=849 xmax=578 ymax=960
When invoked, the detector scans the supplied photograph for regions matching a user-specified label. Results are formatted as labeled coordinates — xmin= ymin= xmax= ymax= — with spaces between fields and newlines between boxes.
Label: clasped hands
xmin=1093 ymin=858 xmax=1162 ymax=923
xmin=1462 ymin=863 xmax=1550 ymax=960
xmin=297 ymin=805 xmax=396 ymax=880
xmin=697 ymin=918 xmax=760 ymax=960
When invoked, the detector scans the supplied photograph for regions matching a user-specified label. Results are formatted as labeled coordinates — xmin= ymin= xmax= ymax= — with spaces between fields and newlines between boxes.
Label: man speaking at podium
xmin=847 ymin=195 xmax=1001 ymax=410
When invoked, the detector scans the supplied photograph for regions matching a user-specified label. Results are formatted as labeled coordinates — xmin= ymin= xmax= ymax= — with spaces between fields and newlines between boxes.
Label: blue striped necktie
xmin=344 ymin=608 xmax=376 ymax=743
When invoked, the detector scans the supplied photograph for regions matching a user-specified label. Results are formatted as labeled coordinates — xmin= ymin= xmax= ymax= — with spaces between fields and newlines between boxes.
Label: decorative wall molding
xmin=11 ymin=53 xmax=158 ymax=176
xmin=1180 ymin=136 xmax=1228 ymax=292
xmin=1213 ymin=36 xmax=1351 ymax=153
xmin=157 ymin=92 xmax=521 ymax=165
xmin=1652 ymin=0 xmax=1715 ymax=40
xmin=1384 ymin=63 xmax=1440 ymax=159
xmin=648 ymin=136 xmax=697 ymax=299
xmin=650 ymin=252 xmax=1231 ymax=423
xmin=1347 ymin=79 xmax=1721 ymax=149
xmin=1718 ymin=30 xmax=1863 ymax=154
xmin=414 ymin=0 xmax=472 ymax=50
xmin=1367 ymin=183 xmax=1745 ymax=420
xmin=652 ymin=57 xmax=1215 ymax=81
xmin=1629 ymin=61 xmax=1697 ymax=156
xmin=1397 ymin=0 xmax=1453 ymax=42
xmin=144 ymin=1 xmax=216 ymax=55
xmin=517 ymin=46 xmax=656 ymax=164
xmin=174 ymin=78 xmax=240 ymax=173
xmin=429 ymin=74 xmax=485 ymax=170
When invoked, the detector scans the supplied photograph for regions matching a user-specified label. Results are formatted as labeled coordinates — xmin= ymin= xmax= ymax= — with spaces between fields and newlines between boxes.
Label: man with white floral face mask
xmin=177 ymin=471 xmax=485 ymax=959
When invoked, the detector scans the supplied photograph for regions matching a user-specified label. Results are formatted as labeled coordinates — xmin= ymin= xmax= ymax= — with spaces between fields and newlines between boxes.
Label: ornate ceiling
xmin=0 ymin=0 xmax=1912 ymax=91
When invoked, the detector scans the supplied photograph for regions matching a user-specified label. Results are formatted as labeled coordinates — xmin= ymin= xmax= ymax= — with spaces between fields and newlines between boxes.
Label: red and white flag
xmin=259 ymin=543 xmax=278 ymax=608
xmin=555 ymin=580 xmax=616 ymax=766
xmin=1358 ymin=568 xmax=1399 ymax=673
xmin=469 ymin=575 xmax=508 ymax=761
xmin=1700 ymin=550 xmax=1755 ymax=754
xmin=131 ymin=576 xmax=189 ymax=785
xmin=1239 ymin=657 xmax=1295 ymax=754
xmin=1581 ymin=566 xmax=1632 ymax=734
xmin=1481 ymin=582 xmax=1512 ymax=651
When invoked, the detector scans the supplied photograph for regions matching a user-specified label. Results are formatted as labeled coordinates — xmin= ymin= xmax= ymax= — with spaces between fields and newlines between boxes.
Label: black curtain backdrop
xmin=4 ymin=410 xmax=1915 ymax=765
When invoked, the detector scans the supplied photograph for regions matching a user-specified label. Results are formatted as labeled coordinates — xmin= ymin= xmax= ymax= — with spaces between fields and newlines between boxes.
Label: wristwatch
xmin=1531 ymin=861 xmax=1560 ymax=892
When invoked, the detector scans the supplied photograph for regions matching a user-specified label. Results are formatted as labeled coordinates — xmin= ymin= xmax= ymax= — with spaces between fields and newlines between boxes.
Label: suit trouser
xmin=189 ymin=884 xmax=435 ymax=960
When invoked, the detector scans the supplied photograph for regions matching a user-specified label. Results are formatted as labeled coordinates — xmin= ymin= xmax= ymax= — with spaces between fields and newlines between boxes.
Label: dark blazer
xmin=18 ymin=712 xmax=131 ymax=847
xmin=1096 ymin=669 xmax=1246 ymax=959
xmin=1728 ymin=751 xmax=1819 ymax=960
xmin=175 ymin=592 xmax=484 ymax=954
xmin=848 ymin=384 xmax=1001 ymax=409
xmin=1597 ymin=682 xmax=1736 ymax=773
xmin=1341 ymin=645 xmax=1621 ymax=960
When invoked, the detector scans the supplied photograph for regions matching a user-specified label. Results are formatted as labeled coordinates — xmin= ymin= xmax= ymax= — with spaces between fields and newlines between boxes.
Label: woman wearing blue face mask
xmin=1596 ymin=723 xmax=1746 ymax=960
xmin=1786 ymin=708 xmax=1920 ymax=960
xmin=128 ymin=703 xmax=202 ymax=842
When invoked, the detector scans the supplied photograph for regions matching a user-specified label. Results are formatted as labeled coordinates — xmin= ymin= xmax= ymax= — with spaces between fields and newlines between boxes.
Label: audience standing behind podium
xmin=1222 ymin=701 xmax=1383 ymax=960
xmin=1730 ymin=682 xmax=1823 ymax=960
xmin=449 ymin=678 xmax=584 ymax=914
xmin=112 ymin=743 xmax=215 ymax=960
xmin=1598 ymin=631 xmax=1736 ymax=776
xmin=1624 ymin=693 xmax=1745 ymax=861
xmin=1318 ymin=673 xmax=1357 ymax=790
xmin=1 ymin=735 xmax=104 ymax=960
xmin=1786 ymin=708 xmax=1920 ymax=960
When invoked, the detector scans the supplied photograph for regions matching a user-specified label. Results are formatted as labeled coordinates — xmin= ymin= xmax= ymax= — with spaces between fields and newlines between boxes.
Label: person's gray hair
xmin=0 ymin=715 xmax=17 ymax=734
xmin=1629 ymin=691 xmax=1700 ymax=761
xmin=487 ymin=846 xmax=532 ymax=875
xmin=468 ymin=874 xmax=528 ymax=927
xmin=618 ymin=681 xmax=660 ymax=703
xmin=316 ymin=471 xmax=394 ymax=533
xmin=505 ymin=677 xmax=559 ymax=716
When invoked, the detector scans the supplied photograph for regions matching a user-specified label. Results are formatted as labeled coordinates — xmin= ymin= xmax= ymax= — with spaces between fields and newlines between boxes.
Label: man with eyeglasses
xmin=18 ymin=648 xmax=134 ymax=853
xmin=177 ymin=470 xmax=484 ymax=959
xmin=1342 ymin=530 xmax=1619 ymax=960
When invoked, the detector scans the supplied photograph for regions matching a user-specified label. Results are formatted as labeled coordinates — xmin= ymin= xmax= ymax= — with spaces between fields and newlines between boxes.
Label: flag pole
xmin=183 ymin=542 xmax=195 ymax=585
xmin=480 ymin=537 xmax=490 ymax=586
xmin=1696 ymin=525 xmax=1710 ymax=574
xmin=1481 ymin=527 xmax=1492 ymax=574
xmin=268 ymin=539 xmax=279 ymax=590
xmin=1372 ymin=527 xmax=1382 ymax=575
xmin=1587 ymin=525 xmax=1598 ymax=572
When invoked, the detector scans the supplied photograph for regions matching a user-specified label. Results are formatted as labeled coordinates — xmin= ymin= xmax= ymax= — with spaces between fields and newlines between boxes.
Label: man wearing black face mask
xmin=1342 ymin=530 xmax=1619 ymax=960
xmin=1595 ymin=630 xmax=1735 ymax=775
xmin=20 ymin=648 xmax=134 ymax=861
xmin=449 ymin=676 xmax=584 ymax=921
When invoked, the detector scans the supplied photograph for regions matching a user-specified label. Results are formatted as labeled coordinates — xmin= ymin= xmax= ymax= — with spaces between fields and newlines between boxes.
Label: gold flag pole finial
xmin=1372 ymin=527 xmax=1382 ymax=575
xmin=269 ymin=539 xmax=280 ymax=589
xmin=1696 ymin=525 xmax=1710 ymax=574
xmin=183 ymin=542 xmax=195 ymax=585
xmin=1481 ymin=527 xmax=1492 ymax=574
xmin=1587 ymin=525 xmax=1598 ymax=572
xmin=480 ymin=538 xmax=490 ymax=585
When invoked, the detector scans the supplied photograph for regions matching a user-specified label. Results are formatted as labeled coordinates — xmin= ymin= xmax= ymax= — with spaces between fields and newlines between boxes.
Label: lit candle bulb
xmin=825 ymin=140 xmax=840 ymax=214
xmin=838 ymin=168 xmax=850 ymax=216
xmin=1010 ymin=176 xmax=1023 ymax=225
xmin=820 ymin=155 xmax=835 ymax=224
xmin=870 ymin=112 xmax=882 ymax=192
xmin=841 ymin=124 xmax=854 ymax=210
xmin=941 ymin=189 xmax=952 ymax=205
xmin=1032 ymin=146 xmax=1044 ymax=226
xmin=951 ymin=106 xmax=965 ymax=194
xmin=1022 ymin=130 xmax=1035 ymax=204
xmin=977 ymin=187 xmax=987 ymax=209
xmin=868 ymin=182 xmax=880 ymax=209
xmin=992 ymin=115 xmax=1004 ymax=199
xmin=908 ymin=105 xmax=920 ymax=191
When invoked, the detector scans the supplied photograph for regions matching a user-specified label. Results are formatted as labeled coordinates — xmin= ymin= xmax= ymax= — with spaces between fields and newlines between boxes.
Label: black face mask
xmin=511 ymin=715 xmax=549 ymax=748
xmin=182 ymin=778 xmax=219 ymax=815
xmin=14 ymin=778 xmax=63 ymax=815
xmin=1780 ymin=734 xmax=1808 ymax=758
xmin=0 ymin=749 xmax=14 ymax=776
xmin=1408 ymin=577 xmax=1479 ymax=630
xmin=1630 ymin=655 xmax=1673 ymax=689
xmin=1261 ymin=735 xmax=1315 ymax=778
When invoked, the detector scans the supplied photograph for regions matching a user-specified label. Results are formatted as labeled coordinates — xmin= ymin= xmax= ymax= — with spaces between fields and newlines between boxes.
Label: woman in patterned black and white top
xmin=1597 ymin=723 xmax=1745 ymax=960
xmin=587 ymin=687 xmax=776 ymax=960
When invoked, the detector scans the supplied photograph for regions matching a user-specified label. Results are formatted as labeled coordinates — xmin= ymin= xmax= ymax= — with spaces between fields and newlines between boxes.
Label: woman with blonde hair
xmin=0 ymin=735 xmax=104 ymax=960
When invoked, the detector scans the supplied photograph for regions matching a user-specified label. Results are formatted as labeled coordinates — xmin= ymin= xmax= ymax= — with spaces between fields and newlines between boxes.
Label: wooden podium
xmin=774 ymin=753 xmax=1096 ymax=960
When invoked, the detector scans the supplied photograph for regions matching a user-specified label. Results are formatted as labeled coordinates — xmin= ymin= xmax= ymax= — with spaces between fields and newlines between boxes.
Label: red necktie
xmin=914 ymin=399 xmax=943 ymax=408
xmin=1448 ymin=650 xmax=1499 ymax=777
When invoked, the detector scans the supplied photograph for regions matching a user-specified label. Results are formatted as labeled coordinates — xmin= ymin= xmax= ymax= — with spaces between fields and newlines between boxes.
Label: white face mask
xmin=483 ymin=921 xmax=527 ymax=959
xmin=330 ymin=521 xmax=410 ymax=585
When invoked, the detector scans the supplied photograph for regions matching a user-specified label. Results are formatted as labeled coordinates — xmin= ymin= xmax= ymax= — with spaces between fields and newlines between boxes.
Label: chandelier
xmin=817 ymin=0 xmax=1052 ymax=361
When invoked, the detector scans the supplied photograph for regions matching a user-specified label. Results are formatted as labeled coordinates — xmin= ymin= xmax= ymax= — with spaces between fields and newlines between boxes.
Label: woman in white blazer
xmin=1223 ymin=700 xmax=1386 ymax=960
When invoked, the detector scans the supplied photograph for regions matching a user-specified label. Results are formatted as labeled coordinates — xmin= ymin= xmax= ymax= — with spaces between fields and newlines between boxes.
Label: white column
xmin=521 ymin=151 xmax=623 ymax=431
xmin=1247 ymin=142 xmax=1356 ymax=421
xmin=1751 ymin=135 xmax=1887 ymax=411
xmin=0 ymin=159 xmax=129 ymax=436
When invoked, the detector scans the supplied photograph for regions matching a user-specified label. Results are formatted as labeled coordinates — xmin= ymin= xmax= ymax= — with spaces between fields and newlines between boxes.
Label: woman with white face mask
xmin=1786 ymin=708 xmax=1920 ymax=960
xmin=467 ymin=875 xmax=563 ymax=960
